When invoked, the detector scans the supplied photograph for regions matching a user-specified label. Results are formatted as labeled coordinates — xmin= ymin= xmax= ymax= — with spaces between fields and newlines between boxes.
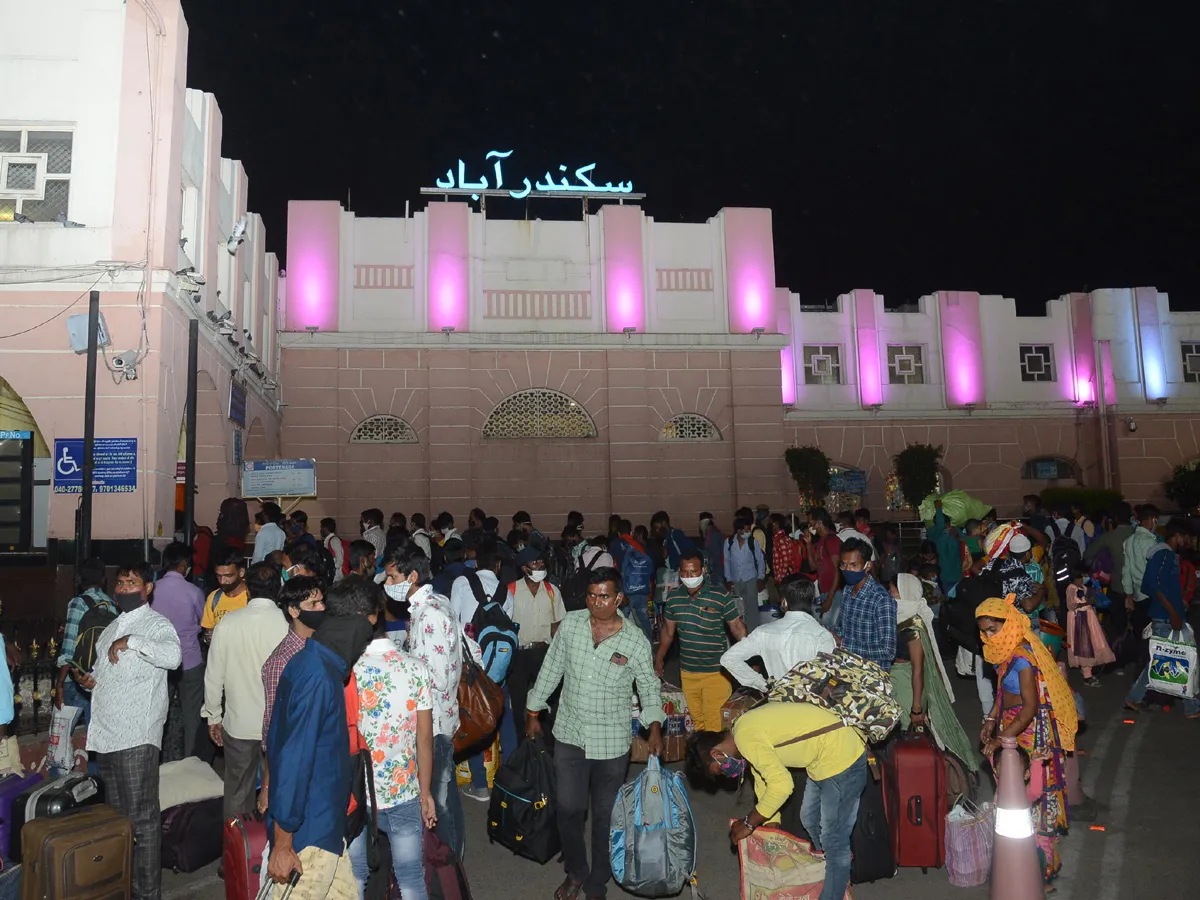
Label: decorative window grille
xmin=802 ymin=345 xmax=843 ymax=385
xmin=0 ymin=129 xmax=72 ymax=222
xmin=482 ymin=389 xmax=597 ymax=439
xmin=349 ymin=414 xmax=418 ymax=444
xmin=1019 ymin=345 xmax=1056 ymax=382
xmin=1021 ymin=457 xmax=1077 ymax=480
xmin=1182 ymin=342 xmax=1200 ymax=384
xmin=887 ymin=345 xmax=925 ymax=385
xmin=660 ymin=413 xmax=720 ymax=442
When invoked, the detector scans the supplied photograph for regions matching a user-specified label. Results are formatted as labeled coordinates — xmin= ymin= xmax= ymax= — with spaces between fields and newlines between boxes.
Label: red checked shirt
xmin=772 ymin=535 xmax=804 ymax=581
xmin=260 ymin=629 xmax=306 ymax=750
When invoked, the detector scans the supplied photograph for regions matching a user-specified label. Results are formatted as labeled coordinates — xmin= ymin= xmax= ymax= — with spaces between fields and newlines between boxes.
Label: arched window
xmin=1021 ymin=456 xmax=1078 ymax=481
xmin=482 ymin=389 xmax=597 ymax=439
xmin=349 ymin=414 xmax=418 ymax=444
xmin=660 ymin=413 xmax=720 ymax=442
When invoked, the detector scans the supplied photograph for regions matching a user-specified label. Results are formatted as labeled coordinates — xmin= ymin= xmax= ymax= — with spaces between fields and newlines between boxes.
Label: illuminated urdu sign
xmin=433 ymin=150 xmax=633 ymax=199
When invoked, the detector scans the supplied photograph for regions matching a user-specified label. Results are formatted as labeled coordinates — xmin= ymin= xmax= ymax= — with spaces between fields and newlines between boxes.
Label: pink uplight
xmin=285 ymin=201 xmax=340 ymax=331
xmin=427 ymin=202 xmax=470 ymax=332
xmin=1069 ymin=292 xmax=1096 ymax=404
xmin=780 ymin=346 xmax=796 ymax=405
xmin=602 ymin=206 xmax=645 ymax=333
xmin=1075 ymin=377 xmax=1094 ymax=404
xmin=723 ymin=208 xmax=776 ymax=334
xmin=939 ymin=291 xmax=986 ymax=408
xmin=852 ymin=289 xmax=884 ymax=408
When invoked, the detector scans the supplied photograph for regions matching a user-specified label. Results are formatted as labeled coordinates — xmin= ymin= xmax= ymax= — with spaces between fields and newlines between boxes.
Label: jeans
xmin=432 ymin=733 xmax=465 ymax=860
xmin=1127 ymin=621 xmax=1200 ymax=715
xmin=799 ymin=751 xmax=868 ymax=900
xmin=499 ymin=684 xmax=519 ymax=765
xmin=555 ymin=742 xmax=628 ymax=898
xmin=732 ymin=579 xmax=761 ymax=632
xmin=626 ymin=593 xmax=652 ymax=643
xmin=349 ymin=798 xmax=427 ymax=900
xmin=819 ymin=588 xmax=842 ymax=631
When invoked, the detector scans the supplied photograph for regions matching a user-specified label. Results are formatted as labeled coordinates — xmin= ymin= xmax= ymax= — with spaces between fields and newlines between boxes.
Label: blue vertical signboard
xmin=228 ymin=379 xmax=247 ymax=428
xmin=53 ymin=438 xmax=138 ymax=493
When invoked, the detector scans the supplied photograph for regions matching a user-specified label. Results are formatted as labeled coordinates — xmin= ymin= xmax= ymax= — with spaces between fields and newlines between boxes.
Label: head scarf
xmin=975 ymin=596 xmax=1078 ymax=751
xmin=983 ymin=522 xmax=1023 ymax=561
xmin=896 ymin=573 xmax=955 ymax=699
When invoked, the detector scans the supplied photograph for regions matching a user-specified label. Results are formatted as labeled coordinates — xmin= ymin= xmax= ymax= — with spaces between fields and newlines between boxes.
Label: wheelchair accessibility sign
xmin=53 ymin=438 xmax=138 ymax=494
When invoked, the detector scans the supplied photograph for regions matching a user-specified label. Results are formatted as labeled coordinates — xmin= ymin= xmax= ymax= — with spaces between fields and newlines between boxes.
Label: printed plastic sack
xmin=1147 ymin=627 xmax=1199 ymax=699
xmin=945 ymin=801 xmax=995 ymax=887
xmin=455 ymin=734 xmax=502 ymax=788
xmin=631 ymin=682 xmax=692 ymax=763
xmin=738 ymin=825 xmax=853 ymax=900
xmin=48 ymin=704 xmax=83 ymax=772
xmin=919 ymin=490 xmax=992 ymax=527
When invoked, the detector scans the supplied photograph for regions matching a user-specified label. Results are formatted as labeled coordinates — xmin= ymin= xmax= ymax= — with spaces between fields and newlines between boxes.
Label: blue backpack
xmin=465 ymin=571 xmax=518 ymax=684
xmin=621 ymin=544 xmax=654 ymax=596
xmin=610 ymin=755 xmax=699 ymax=897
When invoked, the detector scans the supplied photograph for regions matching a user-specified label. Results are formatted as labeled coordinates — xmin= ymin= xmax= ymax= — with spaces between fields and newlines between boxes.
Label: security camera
xmin=111 ymin=351 xmax=138 ymax=369
xmin=1126 ymin=417 xmax=1138 ymax=433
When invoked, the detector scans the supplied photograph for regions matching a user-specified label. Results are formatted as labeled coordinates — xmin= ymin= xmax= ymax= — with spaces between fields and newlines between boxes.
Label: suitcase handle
xmin=907 ymin=795 xmax=922 ymax=826
xmin=255 ymin=869 xmax=300 ymax=900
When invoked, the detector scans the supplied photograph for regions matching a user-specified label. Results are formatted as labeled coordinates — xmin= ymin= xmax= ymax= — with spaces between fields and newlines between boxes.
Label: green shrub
xmin=784 ymin=446 xmax=831 ymax=501
xmin=893 ymin=444 xmax=943 ymax=510
xmin=1038 ymin=486 xmax=1124 ymax=519
xmin=1163 ymin=463 xmax=1200 ymax=512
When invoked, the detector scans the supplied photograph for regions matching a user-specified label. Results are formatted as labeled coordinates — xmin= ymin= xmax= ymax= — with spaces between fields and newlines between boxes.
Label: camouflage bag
xmin=766 ymin=648 xmax=902 ymax=744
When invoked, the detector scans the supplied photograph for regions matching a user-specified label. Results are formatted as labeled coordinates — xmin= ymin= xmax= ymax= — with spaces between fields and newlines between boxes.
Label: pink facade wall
xmin=426 ymin=202 xmax=471 ymax=333
xmin=938 ymin=291 xmax=986 ymax=408
xmin=285 ymin=201 xmax=341 ymax=332
xmin=601 ymin=205 xmax=646 ymax=333
xmin=723 ymin=208 xmax=776 ymax=334
xmin=852 ymin=289 xmax=883 ymax=408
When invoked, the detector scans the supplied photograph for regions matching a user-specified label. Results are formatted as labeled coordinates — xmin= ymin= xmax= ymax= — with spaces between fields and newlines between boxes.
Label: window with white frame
xmin=0 ymin=128 xmax=72 ymax=223
xmin=1019 ymin=344 xmax=1056 ymax=382
xmin=887 ymin=344 xmax=925 ymax=384
xmin=802 ymin=345 xmax=843 ymax=385
xmin=1182 ymin=342 xmax=1200 ymax=384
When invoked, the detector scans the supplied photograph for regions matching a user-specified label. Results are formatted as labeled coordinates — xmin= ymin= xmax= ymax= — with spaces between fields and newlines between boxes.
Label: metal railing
xmin=5 ymin=620 xmax=66 ymax=736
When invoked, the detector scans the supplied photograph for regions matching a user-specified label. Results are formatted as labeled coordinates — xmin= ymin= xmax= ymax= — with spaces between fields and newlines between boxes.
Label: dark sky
xmin=181 ymin=1 xmax=1200 ymax=314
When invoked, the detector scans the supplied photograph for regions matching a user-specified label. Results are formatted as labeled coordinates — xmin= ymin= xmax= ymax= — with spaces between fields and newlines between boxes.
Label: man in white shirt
xmin=319 ymin=517 xmax=346 ymax=581
xmin=82 ymin=561 xmax=181 ymax=900
xmin=409 ymin=513 xmax=434 ymax=561
xmin=202 ymin=561 xmax=289 ymax=818
xmin=722 ymin=576 xmax=835 ymax=693
xmin=251 ymin=504 xmax=288 ymax=564
xmin=507 ymin=546 xmax=566 ymax=756
xmin=360 ymin=507 xmax=387 ymax=560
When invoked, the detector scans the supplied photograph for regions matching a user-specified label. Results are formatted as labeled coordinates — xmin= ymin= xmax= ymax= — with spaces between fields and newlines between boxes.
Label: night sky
xmin=181 ymin=1 xmax=1200 ymax=314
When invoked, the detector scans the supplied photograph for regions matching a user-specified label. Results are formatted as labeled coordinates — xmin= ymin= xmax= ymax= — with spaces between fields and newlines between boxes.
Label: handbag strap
xmin=361 ymin=748 xmax=385 ymax=870
xmin=772 ymin=722 xmax=844 ymax=749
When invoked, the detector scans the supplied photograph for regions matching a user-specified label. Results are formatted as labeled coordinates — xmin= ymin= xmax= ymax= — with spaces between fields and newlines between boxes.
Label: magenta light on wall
xmin=426 ymin=202 xmax=471 ymax=333
xmin=1069 ymin=292 xmax=1096 ymax=404
xmin=852 ymin=289 xmax=884 ymax=408
xmin=775 ymin=288 xmax=796 ymax=405
xmin=938 ymin=290 xmax=986 ymax=408
xmin=1134 ymin=286 xmax=1166 ymax=401
xmin=601 ymin=204 xmax=645 ymax=333
xmin=722 ymin=208 xmax=776 ymax=334
xmin=284 ymin=201 xmax=341 ymax=332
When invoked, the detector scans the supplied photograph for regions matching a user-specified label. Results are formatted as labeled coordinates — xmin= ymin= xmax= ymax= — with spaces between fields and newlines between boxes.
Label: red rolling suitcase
xmin=883 ymin=729 xmax=947 ymax=871
xmin=224 ymin=812 xmax=269 ymax=900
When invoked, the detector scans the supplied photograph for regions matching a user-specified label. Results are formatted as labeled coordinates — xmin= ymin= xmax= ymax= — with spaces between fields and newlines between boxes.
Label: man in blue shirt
xmin=266 ymin=576 xmax=378 ymax=896
xmin=724 ymin=515 xmax=767 ymax=632
xmin=836 ymin=538 xmax=897 ymax=671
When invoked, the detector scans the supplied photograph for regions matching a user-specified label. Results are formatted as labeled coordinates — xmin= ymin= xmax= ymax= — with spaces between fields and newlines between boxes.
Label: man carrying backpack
xmin=54 ymin=557 xmax=117 ymax=732
xmin=319 ymin=517 xmax=348 ymax=582
xmin=616 ymin=520 xmax=654 ymax=642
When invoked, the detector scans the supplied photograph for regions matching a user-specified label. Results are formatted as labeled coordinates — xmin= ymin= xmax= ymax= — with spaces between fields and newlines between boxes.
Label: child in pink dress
xmin=1065 ymin=562 xmax=1116 ymax=686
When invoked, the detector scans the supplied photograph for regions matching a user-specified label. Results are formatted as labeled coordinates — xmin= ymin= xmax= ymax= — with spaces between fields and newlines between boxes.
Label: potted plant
xmin=1164 ymin=462 xmax=1200 ymax=513
xmin=893 ymin=443 xmax=944 ymax=510
xmin=784 ymin=446 xmax=831 ymax=506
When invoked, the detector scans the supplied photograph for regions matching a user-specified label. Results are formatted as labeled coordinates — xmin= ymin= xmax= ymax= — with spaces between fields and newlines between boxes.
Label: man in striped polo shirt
xmin=655 ymin=549 xmax=748 ymax=731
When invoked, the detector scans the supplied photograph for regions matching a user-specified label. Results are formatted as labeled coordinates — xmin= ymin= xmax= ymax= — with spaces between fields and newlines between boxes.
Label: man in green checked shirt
xmin=526 ymin=566 xmax=663 ymax=900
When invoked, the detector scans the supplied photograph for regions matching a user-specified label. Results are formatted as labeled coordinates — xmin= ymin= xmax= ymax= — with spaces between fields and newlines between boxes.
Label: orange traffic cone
xmin=991 ymin=736 xmax=1044 ymax=899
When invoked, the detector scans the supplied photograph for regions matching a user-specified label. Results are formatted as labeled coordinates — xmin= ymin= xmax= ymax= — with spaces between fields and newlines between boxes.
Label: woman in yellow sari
xmin=976 ymin=596 xmax=1078 ymax=885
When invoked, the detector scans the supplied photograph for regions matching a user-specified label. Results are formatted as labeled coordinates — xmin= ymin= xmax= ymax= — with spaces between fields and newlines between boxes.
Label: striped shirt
xmin=662 ymin=584 xmax=740 ymax=673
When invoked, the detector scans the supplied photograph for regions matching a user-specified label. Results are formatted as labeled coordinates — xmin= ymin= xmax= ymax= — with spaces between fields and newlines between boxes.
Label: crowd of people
xmin=18 ymin=492 xmax=1198 ymax=900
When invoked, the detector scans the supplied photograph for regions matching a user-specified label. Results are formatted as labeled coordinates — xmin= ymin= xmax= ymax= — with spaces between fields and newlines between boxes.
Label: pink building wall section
xmin=280 ymin=348 xmax=792 ymax=534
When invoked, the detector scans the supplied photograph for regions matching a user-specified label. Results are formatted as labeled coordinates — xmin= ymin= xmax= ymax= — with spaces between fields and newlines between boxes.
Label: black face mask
xmin=294 ymin=607 xmax=326 ymax=631
xmin=312 ymin=616 xmax=374 ymax=670
xmin=115 ymin=591 xmax=147 ymax=613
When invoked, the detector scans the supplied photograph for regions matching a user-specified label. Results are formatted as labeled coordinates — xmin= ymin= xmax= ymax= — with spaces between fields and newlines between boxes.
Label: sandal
xmin=554 ymin=877 xmax=582 ymax=900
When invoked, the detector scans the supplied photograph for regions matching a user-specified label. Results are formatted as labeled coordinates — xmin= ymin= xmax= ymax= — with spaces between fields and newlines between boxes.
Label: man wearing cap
xmin=505 ymin=546 xmax=567 ymax=754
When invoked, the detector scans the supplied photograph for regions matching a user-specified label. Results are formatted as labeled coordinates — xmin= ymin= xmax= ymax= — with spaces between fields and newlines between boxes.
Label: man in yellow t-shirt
xmin=685 ymin=702 xmax=867 ymax=900
xmin=201 ymin=546 xmax=250 ymax=642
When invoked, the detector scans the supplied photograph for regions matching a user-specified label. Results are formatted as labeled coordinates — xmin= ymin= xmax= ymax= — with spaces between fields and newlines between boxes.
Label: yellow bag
xmin=455 ymin=734 xmax=502 ymax=788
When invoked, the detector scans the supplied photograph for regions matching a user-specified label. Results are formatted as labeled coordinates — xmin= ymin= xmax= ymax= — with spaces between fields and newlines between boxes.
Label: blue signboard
xmin=241 ymin=459 xmax=317 ymax=498
xmin=52 ymin=438 xmax=138 ymax=494
xmin=830 ymin=469 xmax=868 ymax=495
xmin=228 ymin=379 xmax=247 ymax=428
xmin=0 ymin=430 xmax=32 ymax=440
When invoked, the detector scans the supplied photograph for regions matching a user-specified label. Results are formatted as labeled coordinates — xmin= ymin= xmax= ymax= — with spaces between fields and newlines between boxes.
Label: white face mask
xmin=681 ymin=575 xmax=705 ymax=590
xmin=383 ymin=581 xmax=411 ymax=603
xmin=528 ymin=569 xmax=547 ymax=583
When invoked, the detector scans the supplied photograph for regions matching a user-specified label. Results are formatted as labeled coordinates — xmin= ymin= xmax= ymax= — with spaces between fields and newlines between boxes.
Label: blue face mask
xmin=841 ymin=568 xmax=868 ymax=587
xmin=717 ymin=753 xmax=747 ymax=780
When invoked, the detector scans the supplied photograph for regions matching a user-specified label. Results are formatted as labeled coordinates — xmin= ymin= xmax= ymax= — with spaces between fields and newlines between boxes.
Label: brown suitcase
xmin=20 ymin=804 xmax=133 ymax=900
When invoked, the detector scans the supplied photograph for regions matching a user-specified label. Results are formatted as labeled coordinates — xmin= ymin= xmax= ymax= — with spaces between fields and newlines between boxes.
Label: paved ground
xmin=162 ymin=664 xmax=1200 ymax=900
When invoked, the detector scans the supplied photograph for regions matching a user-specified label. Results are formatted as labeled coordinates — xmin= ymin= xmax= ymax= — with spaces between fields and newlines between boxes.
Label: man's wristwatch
xmin=740 ymin=814 xmax=757 ymax=833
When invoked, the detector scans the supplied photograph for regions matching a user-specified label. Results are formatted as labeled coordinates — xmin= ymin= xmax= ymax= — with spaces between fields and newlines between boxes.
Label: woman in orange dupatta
xmin=976 ymin=596 xmax=1078 ymax=885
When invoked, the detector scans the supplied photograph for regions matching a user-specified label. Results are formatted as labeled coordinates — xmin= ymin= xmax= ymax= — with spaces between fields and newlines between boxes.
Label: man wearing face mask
xmin=257 ymin=577 xmax=327 ymax=817
xmin=265 ymin=575 xmax=378 ymax=898
xmin=724 ymin=515 xmax=767 ymax=632
xmin=152 ymin=542 xmax=206 ymax=760
xmin=203 ymin=562 xmax=289 ymax=819
xmin=835 ymin=537 xmax=897 ymax=671
xmin=380 ymin=547 xmax=416 ymax=646
xmin=507 ymin=546 xmax=567 ymax=754
xmin=81 ymin=561 xmax=182 ymax=900
xmin=656 ymin=550 xmax=747 ymax=732
xmin=513 ymin=509 xmax=549 ymax=552
xmin=281 ymin=541 xmax=324 ymax=584
xmin=685 ymin=701 xmax=867 ymax=900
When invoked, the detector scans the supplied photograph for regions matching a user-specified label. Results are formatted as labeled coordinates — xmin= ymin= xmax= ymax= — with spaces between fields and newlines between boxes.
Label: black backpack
xmin=465 ymin=571 xmax=519 ymax=684
xmin=562 ymin=552 xmax=600 ymax=612
xmin=487 ymin=736 xmax=560 ymax=864
xmin=1047 ymin=521 xmax=1081 ymax=593
xmin=428 ymin=539 xmax=446 ymax=575
xmin=317 ymin=543 xmax=337 ymax=584
xmin=72 ymin=594 xmax=118 ymax=672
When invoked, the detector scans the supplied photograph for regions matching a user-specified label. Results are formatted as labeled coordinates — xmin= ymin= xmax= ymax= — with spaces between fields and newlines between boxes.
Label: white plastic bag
xmin=1147 ymin=627 xmax=1199 ymax=699
xmin=48 ymin=704 xmax=82 ymax=771
xmin=945 ymin=801 xmax=995 ymax=887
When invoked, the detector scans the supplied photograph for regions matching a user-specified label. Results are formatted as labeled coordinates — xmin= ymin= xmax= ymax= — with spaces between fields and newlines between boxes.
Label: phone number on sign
xmin=54 ymin=485 xmax=137 ymax=494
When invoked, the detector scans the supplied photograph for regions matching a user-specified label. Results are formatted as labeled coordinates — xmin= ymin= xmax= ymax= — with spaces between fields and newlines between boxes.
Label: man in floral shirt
xmin=386 ymin=545 xmax=472 ymax=861
xmin=347 ymin=606 xmax=436 ymax=899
